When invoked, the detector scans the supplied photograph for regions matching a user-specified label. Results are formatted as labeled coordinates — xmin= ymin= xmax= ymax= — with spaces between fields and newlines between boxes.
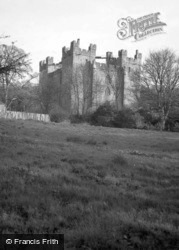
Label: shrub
xmin=113 ymin=108 xmax=136 ymax=128
xmin=70 ymin=114 xmax=86 ymax=124
xmin=88 ymin=103 xmax=136 ymax=128
xmin=133 ymin=112 xmax=145 ymax=129
xmin=165 ymin=118 xmax=176 ymax=132
xmin=166 ymin=108 xmax=179 ymax=131
xmin=49 ymin=105 xmax=69 ymax=123
xmin=138 ymin=108 xmax=179 ymax=131
xmin=137 ymin=108 xmax=161 ymax=130
xmin=89 ymin=102 xmax=116 ymax=127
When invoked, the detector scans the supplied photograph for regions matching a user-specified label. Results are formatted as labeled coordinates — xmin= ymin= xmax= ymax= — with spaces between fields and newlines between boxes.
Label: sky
xmin=0 ymin=0 xmax=179 ymax=72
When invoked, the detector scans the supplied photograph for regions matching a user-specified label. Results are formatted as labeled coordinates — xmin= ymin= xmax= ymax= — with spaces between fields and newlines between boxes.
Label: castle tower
xmin=61 ymin=39 xmax=97 ymax=114
xmin=117 ymin=49 xmax=142 ymax=107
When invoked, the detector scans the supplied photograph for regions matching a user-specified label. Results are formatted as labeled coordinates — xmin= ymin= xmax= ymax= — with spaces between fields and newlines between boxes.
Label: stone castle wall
xmin=39 ymin=39 xmax=142 ymax=114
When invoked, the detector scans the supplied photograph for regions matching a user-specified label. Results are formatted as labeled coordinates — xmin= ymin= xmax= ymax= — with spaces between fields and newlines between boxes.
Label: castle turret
xmin=39 ymin=57 xmax=54 ymax=72
xmin=88 ymin=44 xmax=97 ymax=57
xmin=134 ymin=50 xmax=142 ymax=63
xmin=39 ymin=60 xmax=46 ymax=72
xmin=70 ymin=39 xmax=80 ymax=53
xmin=117 ymin=50 xmax=127 ymax=67
xmin=46 ymin=56 xmax=54 ymax=65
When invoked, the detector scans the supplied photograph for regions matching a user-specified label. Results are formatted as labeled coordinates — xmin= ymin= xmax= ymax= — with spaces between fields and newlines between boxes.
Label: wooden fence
xmin=0 ymin=110 xmax=50 ymax=122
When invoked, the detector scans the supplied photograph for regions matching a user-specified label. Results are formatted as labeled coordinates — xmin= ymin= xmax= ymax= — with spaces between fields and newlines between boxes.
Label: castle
xmin=39 ymin=39 xmax=142 ymax=114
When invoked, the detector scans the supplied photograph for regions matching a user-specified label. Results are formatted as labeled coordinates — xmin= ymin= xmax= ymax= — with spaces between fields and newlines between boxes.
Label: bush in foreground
xmin=113 ymin=108 xmax=136 ymax=128
xmin=89 ymin=103 xmax=136 ymax=129
xmin=49 ymin=105 xmax=69 ymax=123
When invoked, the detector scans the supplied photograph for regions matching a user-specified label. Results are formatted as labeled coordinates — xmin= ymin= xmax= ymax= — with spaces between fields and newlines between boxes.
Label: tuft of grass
xmin=112 ymin=154 xmax=128 ymax=166
xmin=102 ymin=140 xmax=108 ymax=145
xmin=66 ymin=136 xmax=84 ymax=143
xmin=86 ymin=139 xmax=97 ymax=145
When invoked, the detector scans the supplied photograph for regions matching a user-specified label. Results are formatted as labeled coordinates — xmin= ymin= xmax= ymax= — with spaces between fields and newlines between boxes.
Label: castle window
xmin=128 ymin=67 xmax=131 ymax=73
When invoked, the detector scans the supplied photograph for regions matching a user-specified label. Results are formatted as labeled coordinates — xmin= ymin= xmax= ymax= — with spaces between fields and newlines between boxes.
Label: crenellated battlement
xmin=40 ymin=40 xmax=141 ymax=72
xmin=106 ymin=52 xmax=117 ymax=66
xmin=39 ymin=56 xmax=61 ymax=73
xmin=62 ymin=39 xmax=96 ymax=61
xmin=117 ymin=49 xmax=142 ymax=68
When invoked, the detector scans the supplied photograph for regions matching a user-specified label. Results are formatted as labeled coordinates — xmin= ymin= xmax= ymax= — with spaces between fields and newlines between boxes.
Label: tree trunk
xmin=5 ymin=74 xmax=9 ymax=109
xmin=161 ymin=116 xmax=166 ymax=131
xmin=160 ymin=108 xmax=169 ymax=131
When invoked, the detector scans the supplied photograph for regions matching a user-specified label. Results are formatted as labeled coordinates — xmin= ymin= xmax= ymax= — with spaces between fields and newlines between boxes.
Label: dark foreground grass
xmin=0 ymin=119 xmax=179 ymax=249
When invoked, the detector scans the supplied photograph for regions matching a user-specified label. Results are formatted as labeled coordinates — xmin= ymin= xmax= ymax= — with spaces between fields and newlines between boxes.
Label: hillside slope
xmin=0 ymin=119 xmax=179 ymax=249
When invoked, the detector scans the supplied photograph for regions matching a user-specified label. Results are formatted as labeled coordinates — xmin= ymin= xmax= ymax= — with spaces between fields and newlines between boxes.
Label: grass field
xmin=0 ymin=118 xmax=179 ymax=249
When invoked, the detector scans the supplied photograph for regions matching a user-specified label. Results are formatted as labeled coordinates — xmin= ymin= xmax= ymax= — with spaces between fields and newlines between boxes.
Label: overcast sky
xmin=0 ymin=0 xmax=178 ymax=72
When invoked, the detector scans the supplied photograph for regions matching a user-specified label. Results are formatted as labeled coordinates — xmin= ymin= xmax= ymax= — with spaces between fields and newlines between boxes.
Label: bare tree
xmin=0 ymin=43 xmax=32 ymax=108
xmin=131 ymin=49 xmax=179 ymax=130
xmin=2 ymin=73 xmax=39 ymax=112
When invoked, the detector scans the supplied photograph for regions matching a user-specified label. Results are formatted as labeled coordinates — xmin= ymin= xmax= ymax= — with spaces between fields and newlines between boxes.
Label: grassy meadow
xmin=0 ymin=118 xmax=179 ymax=249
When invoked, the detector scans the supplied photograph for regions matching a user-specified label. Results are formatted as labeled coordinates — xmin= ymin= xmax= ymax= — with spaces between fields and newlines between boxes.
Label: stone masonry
xmin=39 ymin=39 xmax=142 ymax=114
